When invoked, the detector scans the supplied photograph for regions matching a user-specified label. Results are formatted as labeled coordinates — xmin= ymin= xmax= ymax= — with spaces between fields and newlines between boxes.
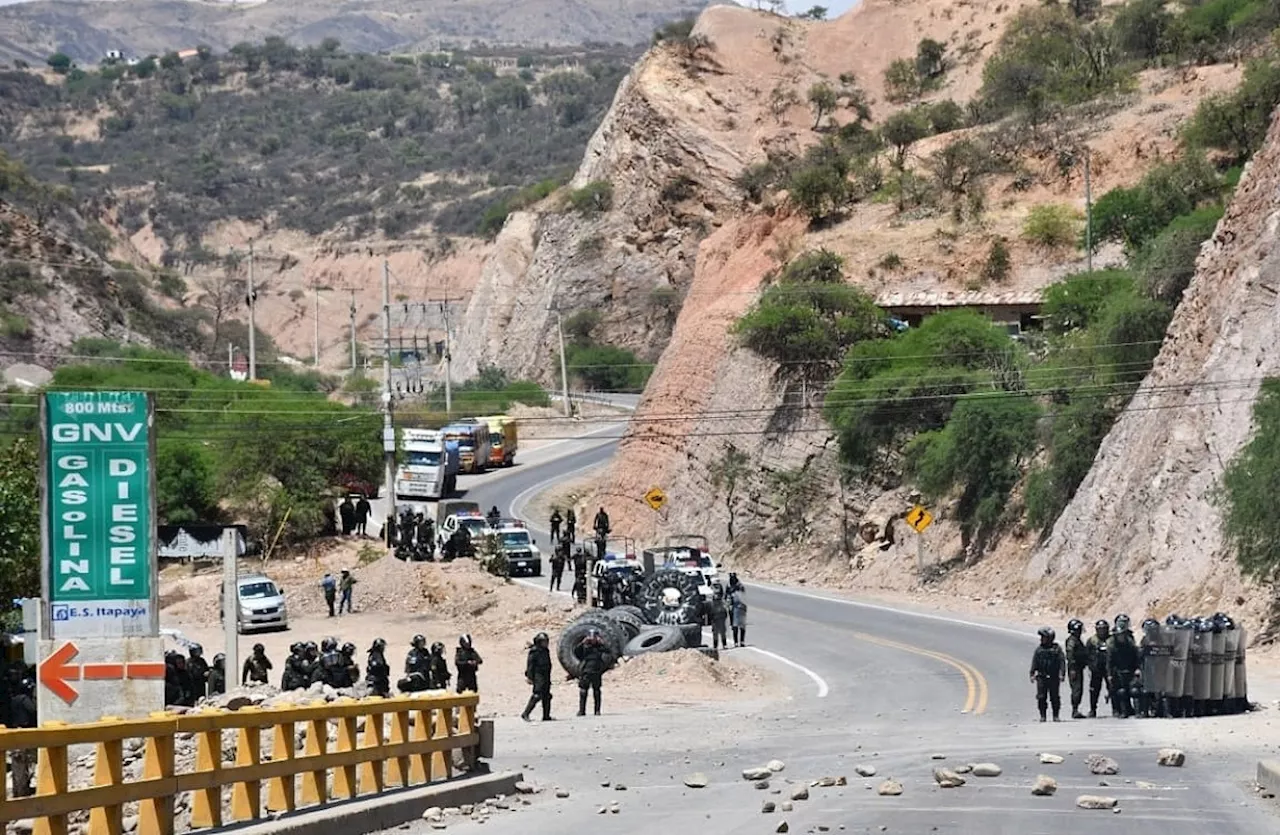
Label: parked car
xmin=220 ymin=573 xmax=289 ymax=633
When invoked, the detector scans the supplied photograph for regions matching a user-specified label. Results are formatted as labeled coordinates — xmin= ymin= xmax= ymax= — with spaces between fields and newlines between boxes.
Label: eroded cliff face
xmin=1024 ymin=113 xmax=1280 ymax=626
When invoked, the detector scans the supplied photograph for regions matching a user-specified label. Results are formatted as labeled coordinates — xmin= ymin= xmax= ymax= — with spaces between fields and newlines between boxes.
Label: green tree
xmin=1041 ymin=269 xmax=1135 ymax=333
xmin=1185 ymin=57 xmax=1280 ymax=164
xmin=157 ymin=440 xmax=218 ymax=524
xmin=800 ymin=6 xmax=828 ymax=19
xmin=880 ymin=109 xmax=929 ymax=170
xmin=1022 ymin=204 xmax=1079 ymax=249
xmin=710 ymin=442 xmax=752 ymax=542
xmin=807 ymin=81 xmax=838 ymax=130
xmin=0 ymin=439 xmax=40 ymax=606
xmin=1132 ymin=205 xmax=1222 ymax=305
xmin=883 ymin=59 xmax=921 ymax=103
xmin=787 ymin=161 xmax=851 ymax=223
xmin=46 ymin=52 xmax=72 ymax=73
xmin=1219 ymin=379 xmax=1280 ymax=583
xmin=915 ymin=38 xmax=947 ymax=83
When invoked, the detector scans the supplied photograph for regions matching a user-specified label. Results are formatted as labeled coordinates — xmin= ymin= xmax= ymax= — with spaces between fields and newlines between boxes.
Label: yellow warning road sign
xmin=644 ymin=487 xmax=667 ymax=511
xmin=905 ymin=505 xmax=934 ymax=534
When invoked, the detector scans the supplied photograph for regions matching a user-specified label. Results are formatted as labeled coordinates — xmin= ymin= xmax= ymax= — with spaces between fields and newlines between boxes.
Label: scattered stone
xmin=600 ymin=780 xmax=611 ymax=788
xmin=1086 ymin=755 xmax=1120 ymax=776
xmin=1039 ymin=753 xmax=1064 ymax=765
xmin=460 ymin=805 xmax=474 ymax=815
xmin=768 ymin=759 xmax=786 ymax=773
xmin=776 ymin=822 xmax=790 ymax=833
xmin=854 ymin=765 xmax=876 ymax=778
xmin=761 ymin=801 xmax=776 ymax=814
xmin=422 ymin=807 xmax=443 ymax=822
xmin=755 ymin=780 xmax=771 ymax=790
xmin=933 ymin=768 xmax=966 ymax=789
xmin=1156 ymin=749 xmax=1185 ymax=767
xmin=597 ymin=807 xmax=607 ymax=815
xmin=877 ymin=780 xmax=903 ymax=796
xmin=819 ymin=827 xmax=830 ymax=832
xmin=1076 ymin=795 xmax=1119 ymax=810
xmin=930 ymin=753 xmax=946 ymax=760
xmin=684 ymin=773 xmax=709 ymax=788
xmin=790 ymin=786 xmax=809 ymax=801
xmin=1031 ymin=776 xmax=1058 ymax=797
xmin=514 ymin=782 xmax=536 ymax=795
xmin=970 ymin=763 xmax=1002 ymax=778
xmin=614 ymin=784 xmax=627 ymax=791
xmin=952 ymin=765 xmax=972 ymax=774
xmin=431 ymin=825 xmax=447 ymax=831
xmin=609 ymin=803 xmax=620 ymax=815
xmin=781 ymin=801 xmax=793 ymax=812
xmin=554 ymin=789 xmax=570 ymax=799
xmin=744 ymin=767 xmax=773 ymax=781
xmin=122 ymin=816 xmax=139 ymax=833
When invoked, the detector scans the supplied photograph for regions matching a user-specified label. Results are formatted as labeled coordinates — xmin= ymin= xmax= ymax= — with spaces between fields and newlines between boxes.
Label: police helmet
xmin=1114 ymin=614 xmax=1131 ymax=632
xmin=1037 ymin=626 xmax=1055 ymax=642
xmin=1067 ymin=618 xmax=1083 ymax=634
xmin=165 ymin=650 xmax=179 ymax=662
xmin=431 ymin=641 xmax=445 ymax=654
xmin=533 ymin=631 xmax=549 ymax=646
xmin=213 ymin=653 xmax=225 ymax=665
xmin=250 ymin=643 xmax=263 ymax=654
xmin=412 ymin=634 xmax=427 ymax=649
xmin=305 ymin=641 xmax=318 ymax=654
xmin=341 ymin=642 xmax=356 ymax=657
xmin=1142 ymin=617 xmax=1160 ymax=631
xmin=322 ymin=638 xmax=338 ymax=653
xmin=189 ymin=643 xmax=204 ymax=657
xmin=459 ymin=634 xmax=472 ymax=649
xmin=1094 ymin=619 xmax=1110 ymax=633
xmin=371 ymin=638 xmax=386 ymax=652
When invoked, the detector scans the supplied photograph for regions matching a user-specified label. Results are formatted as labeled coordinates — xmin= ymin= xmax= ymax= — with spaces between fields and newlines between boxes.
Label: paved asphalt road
xmin=384 ymin=433 xmax=1279 ymax=834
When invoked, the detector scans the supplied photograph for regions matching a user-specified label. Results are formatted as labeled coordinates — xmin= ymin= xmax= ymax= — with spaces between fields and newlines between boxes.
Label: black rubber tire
xmin=638 ymin=569 xmax=704 ymax=626
xmin=569 ymin=613 xmax=626 ymax=656
xmin=679 ymin=622 xmax=703 ymax=648
xmin=613 ymin=604 xmax=646 ymax=623
xmin=623 ymin=625 xmax=687 ymax=656
xmin=556 ymin=619 xmax=622 ymax=678
xmin=602 ymin=608 xmax=645 ymax=641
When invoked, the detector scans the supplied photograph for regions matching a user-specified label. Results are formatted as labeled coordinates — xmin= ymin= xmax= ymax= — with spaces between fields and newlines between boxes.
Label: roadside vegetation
xmin=560 ymin=310 xmax=654 ymax=392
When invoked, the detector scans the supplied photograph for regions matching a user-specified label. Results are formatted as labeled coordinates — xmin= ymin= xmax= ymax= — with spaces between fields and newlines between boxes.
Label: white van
xmin=220 ymin=573 xmax=289 ymax=633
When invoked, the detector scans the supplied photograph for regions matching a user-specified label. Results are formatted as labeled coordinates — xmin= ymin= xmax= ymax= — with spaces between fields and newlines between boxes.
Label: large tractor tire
xmin=638 ymin=570 xmax=703 ymax=626
xmin=613 ymin=604 xmax=647 ymax=623
xmin=679 ymin=622 xmax=704 ymax=649
xmin=601 ymin=608 xmax=646 ymax=641
xmin=556 ymin=619 xmax=623 ymax=678
xmin=570 ymin=613 xmax=626 ymax=655
xmin=622 ymin=625 xmax=687 ymax=657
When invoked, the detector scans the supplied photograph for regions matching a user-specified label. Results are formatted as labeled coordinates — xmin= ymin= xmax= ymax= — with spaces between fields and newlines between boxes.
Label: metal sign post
xmin=38 ymin=391 xmax=164 ymax=723
xmin=222 ymin=528 xmax=239 ymax=688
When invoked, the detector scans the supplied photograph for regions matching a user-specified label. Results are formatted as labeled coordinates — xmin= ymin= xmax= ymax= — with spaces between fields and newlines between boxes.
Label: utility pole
xmin=440 ymin=299 xmax=453 ymax=417
xmin=221 ymin=529 xmax=239 ymax=692
xmin=349 ymin=289 xmax=358 ymax=372
xmin=1084 ymin=149 xmax=1093 ymax=274
xmin=227 ymin=341 xmax=233 ymax=378
xmin=555 ymin=308 xmax=570 ymax=417
xmin=313 ymin=280 xmax=321 ymax=367
xmin=247 ymin=242 xmax=257 ymax=381
xmin=381 ymin=260 xmax=396 ymax=545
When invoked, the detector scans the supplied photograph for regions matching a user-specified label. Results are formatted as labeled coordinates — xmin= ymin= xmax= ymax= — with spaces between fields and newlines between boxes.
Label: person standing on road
xmin=428 ymin=641 xmax=452 ymax=690
xmin=709 ymin=589 xmax=730 ymax=651
xmin=340 ymin=642 xmax=360 ymax=687
xmin=521 ymin=632 xmax=553 ymax=721
xmin=728 ymin=587 xmax=748 ymax=647
xmin=417 ymin=513 xmax=435 ymax=560
xmin=321 ymin=572 xmax=337 ymax=618
xmin=1107 ymin=614 xmax=1140 ymax=719
xmin=366 ymin=638 xmax=391 ymax=697
xmin=242 ymin=643 xmax=273 ymax=686
xmin=1086 ymin=619 xmax=1111 ymax=718
xmin=576 ymin=628 xmax=614 ymax=717
xmin=550 ymin=509 xmax=563 ymax=543
xmin=1030 ymin=626 xmax=1066 ymax=722
xmin=487 ymin=506 xmax=501 ymax=526
xmin=571 ymin=547 xmax=588 ymax=604
xmin=187 ymin=644 xmax=210 ymax=699
xmin=549 ymin=540 xmax=567 ymax=592
xmin=281 ymin=643 xmax=304 ymax=690
xmin=209 ymin=654 xmax=226 ymax=696
xmin=565 ymin=509 xmax=576 ymax=544
xmin=339 ymin=568 xmax=357 ymax=615
xmin=455 ymin=634 xmax=482 ymax=693
xmin=1064 ymin=618 xmax=1088 ymax=719
xmin=339 ymin=496 xmax=355 ymax=536
xmin=355 ymin=494 xmax=372 ymax=537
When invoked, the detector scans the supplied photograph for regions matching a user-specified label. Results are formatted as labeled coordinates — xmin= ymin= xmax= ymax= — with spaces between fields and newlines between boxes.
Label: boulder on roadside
xmin=1039 ymin=753 xmax=1064 ymax=765
xmin=1076 ymin=795 xmax=1118 ymax=810
xmin=422 ymin=806 xmax=443 ymax=822
xmin=877 ymin=779 xmax=903 ymax=796
xmin=1156 ymin=748 xmax=1185 ymax=767
xmin=514 ymin=782 xmax=536 ymax=795
xmin=776 ymin=822 xmax=790 ymax=834
xmin=1031 ymin=775 xmax=1058 ymax=796
xmin=970 ymin=763 xmax=1002 ymax=777
xmin=743 ymin=767 xmax=773 ymax=781
xmin=684 ymin=773 xmax=709 ymax=788
xmin=755 ymin=780 xmax=771 ymax=790
xmin=768 ymin=759 xmax=786 ymax=773
xmin=781 ymin=801 xmax=793 ymax=812
xmin=854 ymin=765 xmax=876 ymax=777
xmin=554 ymin=789 xmax=570 ymax=799
xmin=933 ymin=769 xmax=966 ymax=789
xmin=953 ymin=765 xmax=972 ymax=774
xmin=761 ymin=801 xmax=776 ymax=814
xmin=1086 ymin=755 xmax=1120 ymax=776
xmin=789 ymin=786 xmax=809 ymax=801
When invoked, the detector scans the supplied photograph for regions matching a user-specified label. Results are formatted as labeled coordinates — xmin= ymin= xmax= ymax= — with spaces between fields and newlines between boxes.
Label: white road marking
xmin=508 ymin=457 xmax=614 ymax=522
xmin=752 ymin=581 xmax=1029 ymax=638
xmin=742 ymin=646 xmax=830 ymax=698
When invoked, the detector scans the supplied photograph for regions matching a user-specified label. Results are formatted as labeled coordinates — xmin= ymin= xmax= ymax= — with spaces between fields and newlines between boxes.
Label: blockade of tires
xmin=613 ymin=604 xmax=646 ymax=622
xmin=679 ymin=621 xmax=703 ymax=648
xmin=623 ymin=624 xmax=687 ymax=656
xmin=556 ymin=618 xmax=623 ymax=678
xmin=602 ymin=607 xmax=646 ymax=640
xmin=638 ymin=569 xmax=703 ymax=626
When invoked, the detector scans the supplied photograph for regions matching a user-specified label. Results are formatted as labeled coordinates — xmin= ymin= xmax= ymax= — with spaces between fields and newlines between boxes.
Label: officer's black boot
xmin=542 ymin=695 xmax=553 ymax=721
xmin=521 ymin=695 xmax=537 ymax=721
xmin=1039 ymin=710 xmax=1046 ymax=722
xmin=593 ymin=689 xmax=601 ymax=716
xmin=740 ymin=628 xmax=746 ymax=646
xmin=577 ymin=689 xmax=587 ymax=717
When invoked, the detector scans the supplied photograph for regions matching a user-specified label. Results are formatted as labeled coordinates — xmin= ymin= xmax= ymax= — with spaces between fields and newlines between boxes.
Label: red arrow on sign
xmin=39 ymin=643 xmax=167 ymax=705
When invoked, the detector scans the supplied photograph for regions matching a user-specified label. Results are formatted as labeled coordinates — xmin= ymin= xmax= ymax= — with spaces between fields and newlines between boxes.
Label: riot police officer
xmin=313 ymin=638 xmax=345 ymax=687
xmin=340 ymin=642 xmax=360 ymax=688
xmin=455 ymin=635 xmax=482 ymax=693
xmin=1064 ymin=619 xmax=1088 ymax=719
xmin=399 ymin=635 xmax=431 ymax=693
xmin=187 ymin=644 xmax=210 ymax=700
xmin=208 ymin=654 xmax=226 ymax=697
xmin=577 ymin=627 xmax=614 ymax=717
xmin=1107 ymin=614 xmax=1140 ymax=718
xmin=428 ymin=641 xmax=451 ymax=690
xmin=281 ymin=643 xmax=306 ymax=690
xmin=521 ymin=632 xmax=553 ymax=721
xmin=1086 ymin=619 xmax=1110 ymax=718
xmin=366 ymin=639 xmax=391 ymax=697
xmin=242 ymin=643 xmax=272 ymax=687
xmin=1030 ymin=626 xmax=1066 ymax=722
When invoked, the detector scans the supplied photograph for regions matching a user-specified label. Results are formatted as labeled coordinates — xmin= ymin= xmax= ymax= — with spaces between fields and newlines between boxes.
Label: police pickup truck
xmin=642 ymin=534 xmax=720 ymax=602
xmin=491 ymin=518 xmax=543 ymax=577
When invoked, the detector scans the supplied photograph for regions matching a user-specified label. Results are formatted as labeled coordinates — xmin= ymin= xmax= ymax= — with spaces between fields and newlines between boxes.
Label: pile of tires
xmin=556 ymin=611 xmax=627 ymax=679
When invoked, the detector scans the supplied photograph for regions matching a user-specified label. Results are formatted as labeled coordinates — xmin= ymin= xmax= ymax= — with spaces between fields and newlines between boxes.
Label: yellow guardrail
xmin=0 ymin=693 xmax=480 ymax=835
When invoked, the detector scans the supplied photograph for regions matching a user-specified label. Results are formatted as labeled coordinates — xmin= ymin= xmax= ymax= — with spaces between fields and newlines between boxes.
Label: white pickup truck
xmin=642 ymin=535 xmax=720 ymax=601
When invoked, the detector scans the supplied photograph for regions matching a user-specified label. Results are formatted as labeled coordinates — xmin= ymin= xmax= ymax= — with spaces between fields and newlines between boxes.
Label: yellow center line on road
xmin=851 ymin=631 xmax=990 ymax=715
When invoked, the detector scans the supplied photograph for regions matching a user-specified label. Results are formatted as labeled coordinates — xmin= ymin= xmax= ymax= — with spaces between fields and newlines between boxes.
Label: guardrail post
xmin=299 ymin=713 xmax=328 ymax=806
xmin=87 ymin=719 xmax=125 ymax=835
xmin=34 ymin=722 xmax=69 ymax=835
xmin=230 ymin=711 xmax=262 ymax=822
xmin=331 ymin=701 xmax=358 ymax=800
xmin=456 ymin=703 xmax=477 ymax=769
xmin=357 ymin=708 xmax=386 ymax=796
xmin=138 ymin=718 xmax=175 ymax=835
xmin=385 ymin=709 xmax=409 ymax=788
xmin=189 ymin=726 xmax=223 ymax=829
xmin=265 ymin=716 xmax=296 ymax=814
xmin=430 ymin=707 xmax=453 ymax=781
xmin=408 ymin=707 xmax=429 ymax=784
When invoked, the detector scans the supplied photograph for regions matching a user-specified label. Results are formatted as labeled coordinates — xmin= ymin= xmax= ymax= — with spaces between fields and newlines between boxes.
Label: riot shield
xmin=1235 ymin=625 xmax=1248 ymax=712
xmin=1190 ymin=625 xmax=1212 ymax=702
xmin=1166 ymin=624 xmax=1191 ymax=700
xmin=1224 ymin=626 xmax=1240 ymax=701
xmin=1210 ymin=628 xmax=1227 ymax=702
xmin=1142 ymin=623 xmax=1169 ymax=696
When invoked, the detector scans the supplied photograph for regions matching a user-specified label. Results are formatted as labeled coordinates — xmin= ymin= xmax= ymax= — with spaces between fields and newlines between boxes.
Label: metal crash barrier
xmin=0 ymin=693 xmax=482 ymax=835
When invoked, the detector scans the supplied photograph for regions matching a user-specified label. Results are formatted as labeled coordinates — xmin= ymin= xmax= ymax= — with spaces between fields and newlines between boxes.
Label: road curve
xmin=394 ymin=436 xmax=1277 ymax=835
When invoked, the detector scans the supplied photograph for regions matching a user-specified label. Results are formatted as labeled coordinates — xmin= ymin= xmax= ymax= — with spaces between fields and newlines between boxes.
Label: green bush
xmin=1185 ymin=57 xmax=1280 ymax=164
xmin=1132 ymin=205 xmax=1222 ymax=305
xmin=566 ymin=343 xmax=652 ymax=391
xmin=1219 ymin=379 xmax=1280 ymax=582
xmin=1024 ymin=396 xmax=1117 ymax=530
xmin=980 ymin=238 xmax=1012 ymax=283
xmin=0 ymin=438 xmax=40 ymax=604
xmin=567 ymin=180 xmax=614 ymax=214
xmin=1022 ymin=204 xmax=1079 ymax=249
xmin=1087 ymin=156 xmax=1219 ymax=250
xmin=156 ymin=440 xmax=218 ymax=523
xmin=787 ymin=160 xmax=851 ymax=222
xmin=1041 ymin=269 xmax=1135 ymax=334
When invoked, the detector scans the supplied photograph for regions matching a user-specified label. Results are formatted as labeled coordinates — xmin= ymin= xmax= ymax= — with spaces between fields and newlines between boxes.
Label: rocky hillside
xmin=0 ymin=0 xmax=710 ymax=65
xmin=464 ymin=0 xmax=1280 ymax=624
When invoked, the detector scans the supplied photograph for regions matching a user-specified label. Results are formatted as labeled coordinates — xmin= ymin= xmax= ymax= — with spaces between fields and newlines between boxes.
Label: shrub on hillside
xmin=1022 ymin=204 xmax=1079 ymax=249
